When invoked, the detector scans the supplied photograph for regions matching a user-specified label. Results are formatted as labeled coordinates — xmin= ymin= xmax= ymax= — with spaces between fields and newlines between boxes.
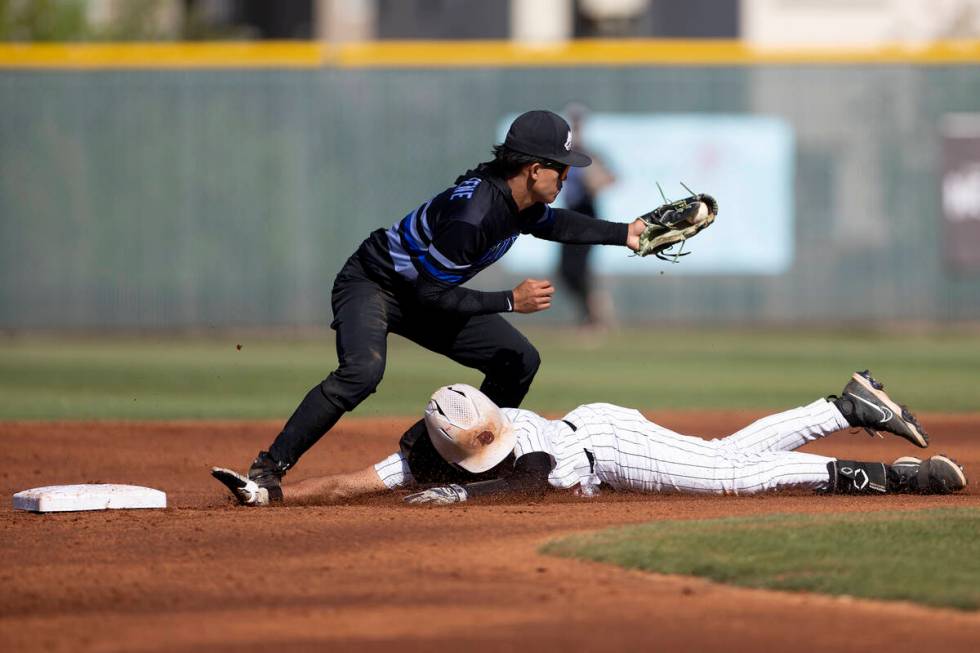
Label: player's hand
xmin=626 ymin=217 xmax=646 ymax=252
xmin=211 ymin=467 xmax=271 ymax=506
xmin=512 ymin=278 xmax=554 ymax=313
xmin=404 ymin=484 xmax=468 ymax=505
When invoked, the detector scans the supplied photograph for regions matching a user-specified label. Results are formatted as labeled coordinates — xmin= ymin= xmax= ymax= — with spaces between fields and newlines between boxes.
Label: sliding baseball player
xmin=212 ymin=371 xmax=966 ymax=506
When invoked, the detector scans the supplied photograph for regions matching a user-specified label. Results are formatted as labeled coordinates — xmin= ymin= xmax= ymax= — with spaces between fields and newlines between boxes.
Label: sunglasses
xmin=539 ymin=159 xmax=569 ymax=174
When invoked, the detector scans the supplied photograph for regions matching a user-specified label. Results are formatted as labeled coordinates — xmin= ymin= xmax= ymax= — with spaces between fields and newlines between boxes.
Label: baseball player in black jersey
xmin=243 ymin=110 xmax=650 ymax=501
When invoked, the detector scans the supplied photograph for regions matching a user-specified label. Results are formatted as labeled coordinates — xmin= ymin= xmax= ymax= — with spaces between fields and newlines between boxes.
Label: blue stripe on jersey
xmin=398 ymin=212 xmax=426 ymax=255
xmin=418 ymin=202 xmax=433 ymax=239
xmin=409 ymin=201 xmax=432 ymax=245
xmin=475 ymin=234 xmax=518 ymax=266
xmin=385 ymin=226 xmax=418 ymax=281
xmin=383 ymin=191 xmax=523 ymax=286
xmin=419 ymin=254 xmax=464 ymax=283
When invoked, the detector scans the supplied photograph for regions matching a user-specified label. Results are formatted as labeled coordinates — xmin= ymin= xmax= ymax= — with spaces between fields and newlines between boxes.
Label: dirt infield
xmin=2 ymin=412 xmax=979 ymax=653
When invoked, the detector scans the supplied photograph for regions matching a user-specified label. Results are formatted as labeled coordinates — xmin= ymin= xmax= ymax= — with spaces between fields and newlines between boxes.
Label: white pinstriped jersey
xmin=375 ymin=399 xmax=851 ymax=495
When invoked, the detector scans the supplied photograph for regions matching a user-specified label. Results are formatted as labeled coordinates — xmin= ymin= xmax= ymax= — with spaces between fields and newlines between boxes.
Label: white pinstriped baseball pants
xmin=563 ymin=399 xmax=849 ymax=495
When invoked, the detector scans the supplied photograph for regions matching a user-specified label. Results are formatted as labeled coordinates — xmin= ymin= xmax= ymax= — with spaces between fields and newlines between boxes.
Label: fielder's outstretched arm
xmin=528 ymin=208 xmax=630 ymax=245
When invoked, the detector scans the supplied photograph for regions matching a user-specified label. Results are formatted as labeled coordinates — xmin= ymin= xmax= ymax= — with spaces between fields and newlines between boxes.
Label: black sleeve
xmin=462 ymin=452 xmax=553 ymax=499
xmin=415 ymin=274 xmax=513 ymax=316
xmin=530 ymin=208 xmax=629 ymax=245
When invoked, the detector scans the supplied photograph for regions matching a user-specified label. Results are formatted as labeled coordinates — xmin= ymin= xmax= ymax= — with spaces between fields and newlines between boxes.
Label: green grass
xmin=0 ymin=327 xmax=978 ymax=419
xmin=542 ymin=508 xmax=980 ymax=610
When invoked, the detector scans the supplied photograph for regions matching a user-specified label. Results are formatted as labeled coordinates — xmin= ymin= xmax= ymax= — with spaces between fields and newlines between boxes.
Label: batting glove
xmin=403 ymin=484 xmax=468 ymax=506
xmin=211 ymin=467 xmax=271 ymax=506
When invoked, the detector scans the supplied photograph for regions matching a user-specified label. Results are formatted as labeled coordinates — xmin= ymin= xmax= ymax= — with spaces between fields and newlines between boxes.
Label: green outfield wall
xmin=2 ymin=45 xmax=979 ymax=328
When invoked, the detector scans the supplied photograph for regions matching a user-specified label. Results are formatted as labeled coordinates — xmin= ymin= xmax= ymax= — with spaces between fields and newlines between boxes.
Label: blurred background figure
xmin=557 ymin=103 xmax=618 ymax=333
xmin=2 ymin=0 xmax=980 ymax=333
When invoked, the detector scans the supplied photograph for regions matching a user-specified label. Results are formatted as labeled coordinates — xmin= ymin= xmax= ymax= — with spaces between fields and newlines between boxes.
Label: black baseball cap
xmin=503 ymin=110 xmax=592 ymax=168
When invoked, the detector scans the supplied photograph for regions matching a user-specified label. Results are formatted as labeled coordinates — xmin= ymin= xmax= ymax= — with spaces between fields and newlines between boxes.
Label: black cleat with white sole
xmin=833 ymin=370 xmax=929 ymax=448
xmin=887 ymin=455 xmax=967 ymax=494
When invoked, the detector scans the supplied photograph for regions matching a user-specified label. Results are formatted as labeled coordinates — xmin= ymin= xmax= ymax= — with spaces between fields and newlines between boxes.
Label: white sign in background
xmin=498 ymin=114 xmax=796 ymax=276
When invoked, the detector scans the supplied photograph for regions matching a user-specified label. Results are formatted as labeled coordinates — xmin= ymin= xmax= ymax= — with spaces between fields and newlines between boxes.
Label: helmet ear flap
xmin=476 ymin=430 xmax=495 ymax=446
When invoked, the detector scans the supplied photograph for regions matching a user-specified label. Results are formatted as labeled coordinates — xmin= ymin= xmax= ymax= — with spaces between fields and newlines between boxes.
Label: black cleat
xmin=248 ymin=450 xmax=289 ymax=486
xmin=833 ymin=370 xmax=929 ymax=448
xmin=887 ymin=455 xmax=967 ymax=494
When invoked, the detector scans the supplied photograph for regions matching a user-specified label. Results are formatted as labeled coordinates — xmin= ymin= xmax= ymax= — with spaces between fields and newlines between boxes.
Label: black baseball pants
xmin=267 ymin=255 xmax=541 ymax=469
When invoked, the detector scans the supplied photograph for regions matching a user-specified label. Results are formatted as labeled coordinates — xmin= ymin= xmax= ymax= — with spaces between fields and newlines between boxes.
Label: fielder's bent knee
xmin=523 ymin=345 xmax=542 ymax=381
xmin=487 ymin=343 xmax=540 ymax=383
xmin=480 ymin=344 xmax=540 ymax=408
xmin=321 ymin=354 xmax=386 ymax=410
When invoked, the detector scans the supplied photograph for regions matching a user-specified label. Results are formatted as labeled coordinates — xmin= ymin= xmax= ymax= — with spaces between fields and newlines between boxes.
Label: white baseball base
xmin=13 ymin=484 xmax=167 ymax=513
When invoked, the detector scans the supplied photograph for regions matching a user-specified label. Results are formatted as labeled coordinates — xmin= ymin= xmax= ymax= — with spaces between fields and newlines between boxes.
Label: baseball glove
xmin=636 ymin=192 xmax=718 ymax=261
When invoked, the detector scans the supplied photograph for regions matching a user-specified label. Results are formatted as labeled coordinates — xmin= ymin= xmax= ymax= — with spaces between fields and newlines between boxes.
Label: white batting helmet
xmin=423 ymin=384 xmax=516 ymax=473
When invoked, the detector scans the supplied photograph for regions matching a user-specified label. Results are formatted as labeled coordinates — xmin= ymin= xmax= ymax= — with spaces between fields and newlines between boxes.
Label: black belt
xmin=561 ymin=420 xmax=594 ymax=472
